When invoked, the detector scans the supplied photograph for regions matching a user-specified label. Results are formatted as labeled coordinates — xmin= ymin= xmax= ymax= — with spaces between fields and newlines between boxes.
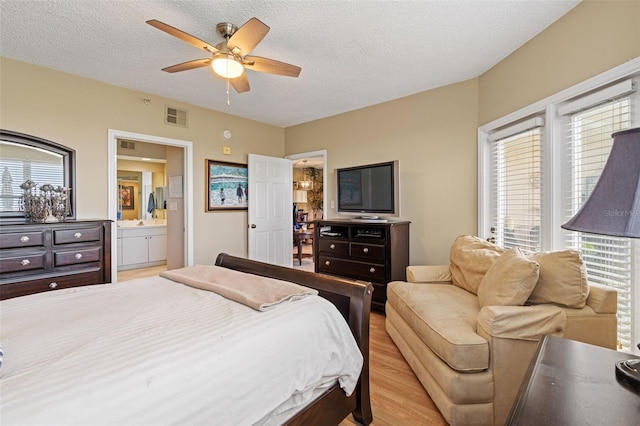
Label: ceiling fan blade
xmin=161 ymin=58 xmax=212 ymax=73
xmin=227 ymin=17 xmax=270 ymax=55
xmin=230 ymin=72 xmax=250 ymax=93
xmin=146 ymin=19 xmax=218 ymax=54
xmin=243 ymin=56 xmax=301 ymax=77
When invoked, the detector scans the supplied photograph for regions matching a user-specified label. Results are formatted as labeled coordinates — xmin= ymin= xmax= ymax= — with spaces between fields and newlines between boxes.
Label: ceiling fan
xmin=146 ymin=17 xmax=301 ymax=94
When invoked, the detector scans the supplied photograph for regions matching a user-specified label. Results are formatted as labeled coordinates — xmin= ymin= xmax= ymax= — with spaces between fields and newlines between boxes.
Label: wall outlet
xmin=223 ymin=146 xmax=231 ymax=155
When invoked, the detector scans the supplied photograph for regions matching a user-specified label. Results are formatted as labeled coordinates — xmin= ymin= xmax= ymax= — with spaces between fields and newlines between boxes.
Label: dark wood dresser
xmin=0 ymin=220 xmax=112 ymax=299
xmin=314 ymin=219 xmax=410 ymax=312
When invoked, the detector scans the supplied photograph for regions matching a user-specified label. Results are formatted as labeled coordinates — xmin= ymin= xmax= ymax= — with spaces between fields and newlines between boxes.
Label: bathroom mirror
xmin=0 ymin=129 xmax=76 ymax=220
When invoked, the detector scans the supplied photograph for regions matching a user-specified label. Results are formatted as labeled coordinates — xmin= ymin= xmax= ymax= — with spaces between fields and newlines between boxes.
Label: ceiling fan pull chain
xmin=226 ymin=78 xmax=231 ymax=106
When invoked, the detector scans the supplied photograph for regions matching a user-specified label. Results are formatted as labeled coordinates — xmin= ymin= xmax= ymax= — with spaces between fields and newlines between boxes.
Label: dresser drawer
xmin=318 ymin=239 xmax=350 ymax=256
xmin=350 ymin=242 xmax=385 ymax=262
xmin=53 ymin=227 xmax=102 ymax=245
xmin=318 ymin=256 xmax=386 ymax=283
xmin=0 ymin=231 xmax=45 ymax=249
xmin=54 ymin=247 xmax=102 ymax=266
xmin=0 ymin=252 xmax=47 ymax=274
xmin=0 ymin=269 xmax=105 ymax=300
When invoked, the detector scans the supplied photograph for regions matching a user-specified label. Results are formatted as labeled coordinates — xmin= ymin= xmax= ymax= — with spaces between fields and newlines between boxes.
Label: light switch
xmin=223 ymin=146 xmax=231 ymax=155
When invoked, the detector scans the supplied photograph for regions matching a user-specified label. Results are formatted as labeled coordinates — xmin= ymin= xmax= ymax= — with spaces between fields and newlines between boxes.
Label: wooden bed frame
xmin=2 ymin=252 xmax=373 ymax=425
xmin=215 ymin=253 xmax=374 ymax=425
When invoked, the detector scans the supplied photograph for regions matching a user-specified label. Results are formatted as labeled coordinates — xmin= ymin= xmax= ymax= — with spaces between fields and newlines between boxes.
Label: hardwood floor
xmin=340 ymin=312 xmax=447 ymax=426
xmin=117 ymin=264 xmax=167 ymax=282
xmin=118 ymin=266 xmax=447 ymax=425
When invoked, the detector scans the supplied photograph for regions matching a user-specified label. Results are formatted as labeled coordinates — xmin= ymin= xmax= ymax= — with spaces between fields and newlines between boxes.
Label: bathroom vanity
xmin=116 ymin=221 xmax=167 ymax=271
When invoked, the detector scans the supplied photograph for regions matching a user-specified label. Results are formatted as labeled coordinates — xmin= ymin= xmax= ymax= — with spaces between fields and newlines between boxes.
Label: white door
xmin=248 ymin=154 xmax=292 ymax=267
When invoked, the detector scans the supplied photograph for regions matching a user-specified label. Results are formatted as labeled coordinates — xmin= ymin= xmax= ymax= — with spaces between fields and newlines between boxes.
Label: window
xmin=479 ymin=61 xmax=640 ymax=352
xmin=562 ymin=96 xmax=633 ymax=350
xmin=489 ymin=118 xmax=544 ymax=253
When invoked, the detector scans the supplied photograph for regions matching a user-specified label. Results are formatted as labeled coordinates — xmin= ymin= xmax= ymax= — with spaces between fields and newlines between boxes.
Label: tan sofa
xmin=385 ymin=235 xmax=618 ymax=426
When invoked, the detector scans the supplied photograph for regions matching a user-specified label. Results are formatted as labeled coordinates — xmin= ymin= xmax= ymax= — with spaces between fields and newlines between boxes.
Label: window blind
xmin=490 ymin=119 xmax=543 ymax=253
xmin=0 ymin=159 xmax=64 ymax=212
xmin=563 ymin=96 xmax=634 ymax=350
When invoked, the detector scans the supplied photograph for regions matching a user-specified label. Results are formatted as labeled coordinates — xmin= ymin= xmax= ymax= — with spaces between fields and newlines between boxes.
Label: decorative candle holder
xmin=20 ymin=180 xmax=71 ymax=223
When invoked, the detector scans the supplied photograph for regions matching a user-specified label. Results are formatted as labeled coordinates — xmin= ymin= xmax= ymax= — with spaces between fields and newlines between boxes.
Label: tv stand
xmin=314 ymin=219 xmax=410 ymax=312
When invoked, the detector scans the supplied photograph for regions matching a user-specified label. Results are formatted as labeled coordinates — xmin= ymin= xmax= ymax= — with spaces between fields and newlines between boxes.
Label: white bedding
xmin=0 ymin=275 xmax=363 ymax=425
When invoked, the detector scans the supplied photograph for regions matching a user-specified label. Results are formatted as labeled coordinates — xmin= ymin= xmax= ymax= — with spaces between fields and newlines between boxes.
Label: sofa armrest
xmin=406 ymin=265 xmax=452 ymax=284
xmin=477 ymin=305 xmax=566 ymax=341
xmin=586 ymin=283 xmax=617 ymax=314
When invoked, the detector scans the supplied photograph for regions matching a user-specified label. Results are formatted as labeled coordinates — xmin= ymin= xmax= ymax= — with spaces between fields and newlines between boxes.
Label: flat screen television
xmin=336 ymin=160 xmax=399 ymax=219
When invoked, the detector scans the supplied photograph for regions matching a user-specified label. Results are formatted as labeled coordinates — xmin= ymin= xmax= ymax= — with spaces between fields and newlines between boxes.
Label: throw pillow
xmin=478 ymin=248 xmax=540 ymax=307
xmin=527 ymin=250 xmax=589 ymax=308
xmin=449 ymin=235 xmax=506 ymax=295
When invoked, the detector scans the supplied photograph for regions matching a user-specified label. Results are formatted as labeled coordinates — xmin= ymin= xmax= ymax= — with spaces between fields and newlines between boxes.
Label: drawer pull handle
xmin=363 ymin=247 xmax=369 ymax=253
xmin=20 ymin=236 xmax=30 ymax=243
xmin=369 ymin=267 xmax=376 ymax=273
xmin=330 ymin=244 xmax=335 ymax=250
xmin=74 ymin=232 xmax=82 ymax=239
xmin=21 ymin=259 xmax=31 ymax=266
xmin=75 ymin=253 xmax=83 ymax=260
xmin=49 ymin=282 xmax=58 ymax=289
xmin=325 ymin=260 xmax=331 ymax=266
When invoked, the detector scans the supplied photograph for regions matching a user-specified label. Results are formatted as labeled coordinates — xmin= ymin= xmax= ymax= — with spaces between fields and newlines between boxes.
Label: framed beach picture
xmin=206 ymin=159 xmax=248 ymax=211
xmin=119 ymin=185 xmax=135 ymax=210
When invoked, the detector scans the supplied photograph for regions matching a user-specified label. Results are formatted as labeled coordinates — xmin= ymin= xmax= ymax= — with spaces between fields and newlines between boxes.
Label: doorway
xmin=286 ymin=150 xmax=327 ymax=270
xmin=107 ymin=129 xmax=194 ymax=282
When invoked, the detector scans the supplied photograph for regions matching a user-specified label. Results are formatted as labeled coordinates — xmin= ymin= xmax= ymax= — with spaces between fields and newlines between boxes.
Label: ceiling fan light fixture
xmin=212 ymin=54 xmax=244 ymax=79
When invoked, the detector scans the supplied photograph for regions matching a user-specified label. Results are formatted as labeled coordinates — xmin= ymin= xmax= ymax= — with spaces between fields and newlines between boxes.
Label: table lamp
xmin=561 ymin=126 xmax=640 ymax=391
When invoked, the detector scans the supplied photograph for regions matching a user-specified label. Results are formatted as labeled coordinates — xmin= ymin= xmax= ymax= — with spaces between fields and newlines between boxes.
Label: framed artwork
xmin=206 ymin=159 xmax=248 ymax=211
xmin=119 ymin=185 xmax=134 ymax=210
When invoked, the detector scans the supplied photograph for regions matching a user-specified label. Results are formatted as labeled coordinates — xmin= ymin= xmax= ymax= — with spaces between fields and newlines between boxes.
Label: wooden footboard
xmin=215 ymin=253 xmax=373 ymax=425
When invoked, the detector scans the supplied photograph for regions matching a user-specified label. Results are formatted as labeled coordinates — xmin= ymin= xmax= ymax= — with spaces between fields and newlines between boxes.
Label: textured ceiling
xmin=0 ymin=0 xmax=580 ymax=128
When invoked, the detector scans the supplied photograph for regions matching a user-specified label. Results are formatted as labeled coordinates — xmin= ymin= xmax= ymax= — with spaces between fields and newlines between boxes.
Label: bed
xmin=0 ymin=253 xmax=373 ymax=425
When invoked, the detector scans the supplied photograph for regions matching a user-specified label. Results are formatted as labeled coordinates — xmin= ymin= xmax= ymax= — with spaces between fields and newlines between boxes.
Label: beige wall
xmin=286 ymin=79 xmax=480 ymax=265
xmin=285 ymin=1 xmax=640 ymax=265
xmin=2 ymin=1 xmax=638 ymax=268
xmin=478 ymin=0 xmax=640 ymax=125
xmin=0 ymin=58 xmax=285 ymax=264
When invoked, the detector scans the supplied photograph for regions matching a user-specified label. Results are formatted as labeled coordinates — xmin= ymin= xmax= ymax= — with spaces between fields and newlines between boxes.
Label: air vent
xmin=165 ymin=106 xmax=188 ymax=128
xmin=119 ymin=140 xmax=136 ymax=150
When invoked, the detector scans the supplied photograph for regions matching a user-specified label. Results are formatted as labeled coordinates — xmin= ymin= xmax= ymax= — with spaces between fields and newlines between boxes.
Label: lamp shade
xmin=293 ymin=190 xmax=308 ymax=204
xmin=562 ymin=127 xmax=640 ymax=238
xmin=212 ymin=54 xmax=244 ymax=79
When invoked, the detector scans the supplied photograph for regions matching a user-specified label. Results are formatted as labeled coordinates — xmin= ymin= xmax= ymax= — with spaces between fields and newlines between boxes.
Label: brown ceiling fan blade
xmin=161 ymin=58 xmax=212 ymax=73
xmin=146 ymin=19 xmax=218 ymax=54
xmin=243 ymin=56 xmax=301 ymax=77
xmin=227 ymin=17 xmax=270 ymax=55
xmin=230 ymin=72 xmax=250 ymax=93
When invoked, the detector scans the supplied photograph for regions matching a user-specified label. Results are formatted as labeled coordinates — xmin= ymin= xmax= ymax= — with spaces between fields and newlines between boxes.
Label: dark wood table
xmin=293 ymin=230 xmax=314 ymax=265
xmin=507 ymin=335 xmax=640 ymax=425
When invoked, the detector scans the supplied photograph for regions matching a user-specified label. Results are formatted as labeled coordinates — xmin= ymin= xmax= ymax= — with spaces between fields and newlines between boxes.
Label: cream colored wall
xmin=285 ymin=1 xmax=640 ymax=265
xmin=2 ymin=2 xmax=637 ymax=267
xmin=0 ymin=58 xmax=285 ymax=263
xmin=478 ymin=0 xmax=640 ymax=125
xmin=286 ymin=80 xmax=480 ymax=265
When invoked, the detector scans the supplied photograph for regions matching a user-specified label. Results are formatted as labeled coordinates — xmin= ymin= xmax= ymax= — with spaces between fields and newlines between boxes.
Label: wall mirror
xmin=0 ymin=129 xmax=76 ymax=220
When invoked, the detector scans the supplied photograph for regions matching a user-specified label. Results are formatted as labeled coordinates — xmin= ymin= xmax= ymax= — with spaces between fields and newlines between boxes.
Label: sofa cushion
xmin=449 ymin=235 xmax=506 ymax=295
xmin=527 ymin=250 xmax=589 ymax=309
xmin=387 ymin=281 xmax=489 ymax=372
xmin=478 ymin=248 xmax=540 ymax=307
